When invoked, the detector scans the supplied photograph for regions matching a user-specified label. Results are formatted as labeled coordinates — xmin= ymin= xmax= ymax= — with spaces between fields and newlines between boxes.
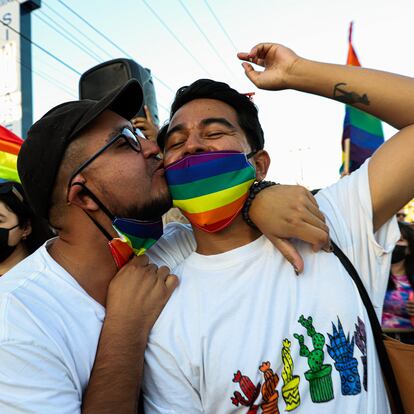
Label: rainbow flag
xmin=340 ymin=22 xmax=384 ymax=174
xmin=0 ymin=125 xmax=23 ymax=183
xmin=166 ymin=152 xmax=256 ymax=233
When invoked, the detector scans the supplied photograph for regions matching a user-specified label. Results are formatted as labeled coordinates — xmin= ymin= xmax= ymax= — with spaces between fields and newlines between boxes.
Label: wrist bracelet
xmin=242 ymin=180 xmax=278 ymax=229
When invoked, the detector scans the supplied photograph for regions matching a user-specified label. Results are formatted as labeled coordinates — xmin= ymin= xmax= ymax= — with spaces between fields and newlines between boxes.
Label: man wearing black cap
xmin=0 ymin=75 xmax=329 ymax=413
xmin=0 ymin=80 xmax=187 ymax=413
xmin=141 ymin=43 xmax=414 ymax=413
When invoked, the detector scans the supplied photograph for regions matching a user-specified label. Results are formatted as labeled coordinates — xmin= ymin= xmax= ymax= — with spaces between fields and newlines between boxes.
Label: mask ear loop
xmin=70 ymin=182 xmax=134 ymax=268
xmin=246 ymin=149 xmax=258 ymax=159
xmin=70 ymin=182 xmax=114 ymax=241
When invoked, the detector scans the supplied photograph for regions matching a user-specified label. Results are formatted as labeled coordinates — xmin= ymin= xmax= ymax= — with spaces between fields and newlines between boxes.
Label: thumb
xmin=269 ymin=236 xmax=304 ymax=275
xmin=165 ymin=274 xmax=179 ymax=292
xmin=241 ymin=62 xmax=261 ymax=86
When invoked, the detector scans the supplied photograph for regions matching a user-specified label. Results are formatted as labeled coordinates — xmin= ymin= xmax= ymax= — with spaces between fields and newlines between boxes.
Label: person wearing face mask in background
xmin=0 ymin=181 xmax=54 ymax=276
xmin=382 ymin=221 xmax=414 ymax=344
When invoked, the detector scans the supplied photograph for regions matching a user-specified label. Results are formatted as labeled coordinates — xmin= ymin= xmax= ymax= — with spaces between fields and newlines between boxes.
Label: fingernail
xmin=294 ymin=266 xmax=300 ymax=276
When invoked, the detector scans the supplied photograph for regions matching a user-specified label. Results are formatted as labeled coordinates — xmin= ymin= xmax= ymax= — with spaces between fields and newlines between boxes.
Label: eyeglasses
xmin=397 ymin=212 xmax=407 ymax=219
xmin=0 ymin=182 xmax=24 ymax=203
xmin=68 ymin=127 xmax=142 ymax=189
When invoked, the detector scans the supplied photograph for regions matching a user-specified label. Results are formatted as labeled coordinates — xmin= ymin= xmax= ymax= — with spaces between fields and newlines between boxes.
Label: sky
xmin=26 ymin=0 xmax=414 ymax=189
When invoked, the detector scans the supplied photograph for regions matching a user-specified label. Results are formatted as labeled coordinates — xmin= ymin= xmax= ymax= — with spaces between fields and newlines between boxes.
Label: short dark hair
xmin=157 ymin=79 xmax=264 ymax=152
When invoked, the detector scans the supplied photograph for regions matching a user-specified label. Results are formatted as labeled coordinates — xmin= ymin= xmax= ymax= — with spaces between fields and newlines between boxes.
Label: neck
xmin=193 ymin=214 xmax=261 ymax=255
xmin=48 ymin=215 xmax=118 ymax=307
xmin=0 ymin=243 xmax=29 ymax=276
xmin=391 ymin=261 xmax=406 ymax=276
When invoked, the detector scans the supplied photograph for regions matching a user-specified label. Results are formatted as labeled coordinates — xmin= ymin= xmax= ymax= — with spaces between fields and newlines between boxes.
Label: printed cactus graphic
xmin=259 ymin=362 xmax=280 ymax=414
xmin=294 ymin=315 xmax=334 ymax=403
xmin=281 ymin=339 xmax=301 ymax=411
xmin=327 ymin=317 xmax=361 ymax=396
xmin=354 ymin=316 xmax=368 ymax=391
xmin=231 ymin=370 xmax=260 ymax=413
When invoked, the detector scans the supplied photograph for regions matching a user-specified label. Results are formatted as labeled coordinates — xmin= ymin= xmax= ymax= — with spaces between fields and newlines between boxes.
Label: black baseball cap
xmin=18 ymin=79 xmax=143 ymax=219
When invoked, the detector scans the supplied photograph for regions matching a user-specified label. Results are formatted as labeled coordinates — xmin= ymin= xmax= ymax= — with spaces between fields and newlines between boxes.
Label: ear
xmin=22 ymin=221 xmax=32 ymax=239
xmin=67 ymin=175 xmax=100 ymax=213
xmin=251 ymin=150 xmax=271 ymax=181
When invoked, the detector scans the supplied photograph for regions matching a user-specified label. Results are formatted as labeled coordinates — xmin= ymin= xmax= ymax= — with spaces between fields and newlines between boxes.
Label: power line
xmin=42 ymin=1 xmax=114 ymax=61
xmin=0 ymin=19 xmax=81 ymax=76
xmin=142 ymin=0 xmax=212 ymax=77
xmin=17 ymin=57 xmax=77 ymax=98
xmin=178 ymin=0 xmax=236 ymax=78
xmin=33 ymin=12 xmax=103 ymax=63
xmin=203 ymin=0 xmax=238 ymax=52
xmin=56 ymin=0 xmax=174 ymax=93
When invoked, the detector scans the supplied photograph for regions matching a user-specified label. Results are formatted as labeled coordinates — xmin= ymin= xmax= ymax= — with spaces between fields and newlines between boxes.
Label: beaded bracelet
xmin=242 ymin=180 xmax=278 ymax=228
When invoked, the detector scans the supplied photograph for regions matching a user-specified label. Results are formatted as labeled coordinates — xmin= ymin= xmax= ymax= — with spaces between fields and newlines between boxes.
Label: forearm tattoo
xmin=333 ymin=83 xmax=370 ymax=105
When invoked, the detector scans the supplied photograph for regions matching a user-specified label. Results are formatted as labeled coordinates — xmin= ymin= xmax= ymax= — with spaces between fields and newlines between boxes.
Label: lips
xmin=152 ymin=160 xmax=165 ymax=177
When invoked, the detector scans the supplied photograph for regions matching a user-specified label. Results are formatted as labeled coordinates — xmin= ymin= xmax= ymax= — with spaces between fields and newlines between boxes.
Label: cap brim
xmin=70 ymin=79 xmax=143 ymax=139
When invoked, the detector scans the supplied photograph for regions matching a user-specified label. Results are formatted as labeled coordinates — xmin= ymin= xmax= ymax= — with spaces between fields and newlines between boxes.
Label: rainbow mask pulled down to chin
xmin=165 ymin=151 xmax=256 ymax=233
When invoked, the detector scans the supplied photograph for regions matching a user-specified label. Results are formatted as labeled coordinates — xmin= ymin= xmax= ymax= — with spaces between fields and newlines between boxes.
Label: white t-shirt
xmin=0 ymin=222 xmax=195 ymax=414
xmin=142 ymin=161 xmax=399 ymax=414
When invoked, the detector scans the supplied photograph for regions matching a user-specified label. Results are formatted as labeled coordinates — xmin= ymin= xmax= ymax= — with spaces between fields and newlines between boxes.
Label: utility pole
xmin=0 ymin=0 xmax=41 ymax=138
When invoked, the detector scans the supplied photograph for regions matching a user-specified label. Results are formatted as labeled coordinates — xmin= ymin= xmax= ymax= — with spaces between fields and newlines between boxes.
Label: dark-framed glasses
xmin=68 ymin=127 xmax=142 ymax=188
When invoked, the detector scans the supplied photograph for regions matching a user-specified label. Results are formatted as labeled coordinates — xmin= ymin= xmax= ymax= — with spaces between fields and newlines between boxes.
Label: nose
xmin=140 ymin=137 xmax=162 ymax=159
xmin=182 ymin=131 xmax=208 ymax=156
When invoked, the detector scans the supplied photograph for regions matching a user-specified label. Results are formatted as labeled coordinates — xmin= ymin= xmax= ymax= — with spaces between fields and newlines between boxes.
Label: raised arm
xmin=238 ymin=43 xmax=414 ymax=231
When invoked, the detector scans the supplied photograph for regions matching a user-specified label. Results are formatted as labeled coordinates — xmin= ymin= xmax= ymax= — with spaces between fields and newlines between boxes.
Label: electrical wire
xmin=42 ymin=1 xmax=114 ymax=60
xmin=56 ymin=0 xmax=174 ymax=93
xmin=19 ymin=58 xmax=78 ymax=98
xmin=178 ymin=0 xmax=236 ymax=78
xmin=33 ymin=12 xmax=103 ymax=63
xmin=0 ymin=19 xmax=81 ymax=76
xmin=142 ymin=0 xmax=212 ymax=77
xmin=203 ymin=0 xmax=238 ymax=52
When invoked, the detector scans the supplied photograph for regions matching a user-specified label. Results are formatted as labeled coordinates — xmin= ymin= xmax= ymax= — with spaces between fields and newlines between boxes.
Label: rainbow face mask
xmin=165 ymin=151 xmax=256 ymax=233
xmin=73 ymin=183 xmax=163 ymax=268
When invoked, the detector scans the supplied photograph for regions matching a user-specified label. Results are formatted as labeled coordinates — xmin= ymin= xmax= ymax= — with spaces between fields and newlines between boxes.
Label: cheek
xmin=8 ymin=228 xmax=23 ymax=246
xmin=163 ymin=151 xmax=178 ymax=167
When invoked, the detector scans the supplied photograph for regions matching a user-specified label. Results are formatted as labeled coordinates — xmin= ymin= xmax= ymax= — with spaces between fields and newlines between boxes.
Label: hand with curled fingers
xmin=105 ymin=255 xmax=178 ymax=335
xmin=237 ymin=42 xmax=301 ymax=91
xmin=248 ymin=184 xmax=330 ymax=274
xmin=131 ymin=105 xmax=159 ymax=141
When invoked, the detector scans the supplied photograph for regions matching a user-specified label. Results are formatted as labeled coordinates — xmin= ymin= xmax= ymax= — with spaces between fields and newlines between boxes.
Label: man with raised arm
xmin=0 ymin=77 xmax=328 ymax=413
xmin=141 ymin=42 xmax=414 ymax=413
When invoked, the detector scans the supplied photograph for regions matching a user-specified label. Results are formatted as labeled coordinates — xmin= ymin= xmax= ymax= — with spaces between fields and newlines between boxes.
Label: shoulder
xmin=315 ymin=160 xmax=369 ymax=210
xmin=0 ymin=246 xmax=48 ymax=296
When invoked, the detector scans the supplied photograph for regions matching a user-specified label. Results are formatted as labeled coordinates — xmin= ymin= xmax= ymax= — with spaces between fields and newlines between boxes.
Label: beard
xmin=109 ymin=188 xmax=172 ymax=221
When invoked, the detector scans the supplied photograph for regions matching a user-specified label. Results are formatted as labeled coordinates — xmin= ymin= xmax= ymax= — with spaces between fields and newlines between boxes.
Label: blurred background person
xmin=396 ymin=208 xmax=407 ymax=222
xmin=0 ymin=182 xmax=54 ymax=276
xmin=382 ymin=221 xmax=414 ymax=343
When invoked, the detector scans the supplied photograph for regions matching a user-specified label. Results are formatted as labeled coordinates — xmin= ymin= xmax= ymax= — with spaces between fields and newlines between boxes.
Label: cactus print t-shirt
xmin=143 ymin=160 xmax=399 ymax=414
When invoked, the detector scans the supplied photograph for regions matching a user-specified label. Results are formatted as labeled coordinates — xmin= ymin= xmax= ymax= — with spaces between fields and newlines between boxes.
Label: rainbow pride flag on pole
xmin=0 ymin=125 xmax=23 ymax=183
xmin=340 ymin=22 xmax=384 ymax=174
